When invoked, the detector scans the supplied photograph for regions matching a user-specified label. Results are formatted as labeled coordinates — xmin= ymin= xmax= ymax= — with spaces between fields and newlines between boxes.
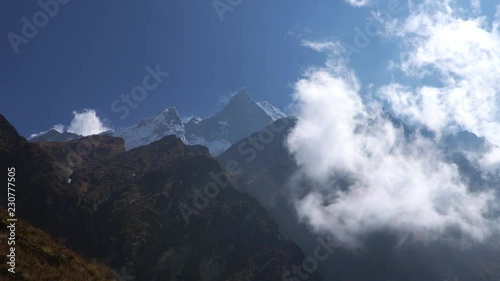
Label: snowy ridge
xmin=186 ymin=135 xmax=232 ymax=156
xmin=29 ymin=89 xmax=286 ymax=156
xmin=257 ymin=101 xmax=286 ymax=121
xmin=107 ymin=107 xmax=186 ymax=150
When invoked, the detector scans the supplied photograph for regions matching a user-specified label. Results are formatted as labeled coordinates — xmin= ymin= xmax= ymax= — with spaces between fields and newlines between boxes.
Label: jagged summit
xmin=223 ymin=89 xmax=285 ymax=121
xmin=102 ymin=88 xmax=286 ymax=155
xmin=157 ymin=106 xmax=182 ymax=126
xmin=187 ymin=89 xmax=283 ymax=146
xmin=229 ymin=88 xmax=252 ymax=102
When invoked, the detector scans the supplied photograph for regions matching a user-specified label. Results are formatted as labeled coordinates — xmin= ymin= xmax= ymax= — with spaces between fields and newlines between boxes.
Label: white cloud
xmin=52 ymin=124 xmax=65 ymax=133
xmin=380 ymin=0 xmax=500 ymax=145
xmin=286 ymin=0 xmax=500 ymax=247
xmin=67 ymin=109 xmax=109 ymax=136
xmin=301 ymin=40 xmax=339 ymax=53
xmin=286 ymin=62 xmax=499 ymax=247
xmin=345 ymin=0 xmax=371 ymax=7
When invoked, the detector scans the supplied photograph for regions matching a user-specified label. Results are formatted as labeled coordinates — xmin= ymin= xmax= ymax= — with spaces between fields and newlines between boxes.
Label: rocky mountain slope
xmin=28 ymin=89 xmax=286 ymax=156
xmin=0 ymin=208 xmax=115 ymax=281
xmin=0 ymin=114 xmax=319 ymax=281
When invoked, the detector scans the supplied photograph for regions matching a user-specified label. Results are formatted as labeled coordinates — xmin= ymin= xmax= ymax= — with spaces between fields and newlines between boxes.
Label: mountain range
xmin=218 ymin=116 xmax=500 ymax=281
xmin=29 ymin=89 xmax=286 ymax=156
xmin=4 ymin=89 xmax=500 ymax=281
xmin=0 ymin=113 xmax=320 ymax=281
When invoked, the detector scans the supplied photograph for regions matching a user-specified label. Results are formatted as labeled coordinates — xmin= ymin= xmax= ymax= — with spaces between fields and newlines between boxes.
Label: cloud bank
xmin=287 ymin=0 xmax=500 ymax=247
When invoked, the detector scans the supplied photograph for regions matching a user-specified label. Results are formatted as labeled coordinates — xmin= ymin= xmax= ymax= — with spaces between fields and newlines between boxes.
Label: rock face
xmin=28 ymin=89 xmax=286 ymax=157
xmin=0 ymin=114 xmax=320 ymax=281
xmin=217 ymin=117 xmax=500 ymax=281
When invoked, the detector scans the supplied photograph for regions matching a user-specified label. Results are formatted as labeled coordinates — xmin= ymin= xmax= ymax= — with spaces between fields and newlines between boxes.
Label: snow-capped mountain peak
xmin=158 ymin=106 xmax=182 ymax=126
xmin=28 ymin=89 xmax=286 ymax=156
xmin=108 ymin=107 xmax=186 ymax=150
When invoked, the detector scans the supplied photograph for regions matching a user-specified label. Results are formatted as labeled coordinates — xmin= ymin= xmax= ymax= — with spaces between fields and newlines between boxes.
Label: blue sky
xmin=1 ymin=0 xmax=497 ymax=137
xmin=0 ymin=0 xmax=402 ymax=137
